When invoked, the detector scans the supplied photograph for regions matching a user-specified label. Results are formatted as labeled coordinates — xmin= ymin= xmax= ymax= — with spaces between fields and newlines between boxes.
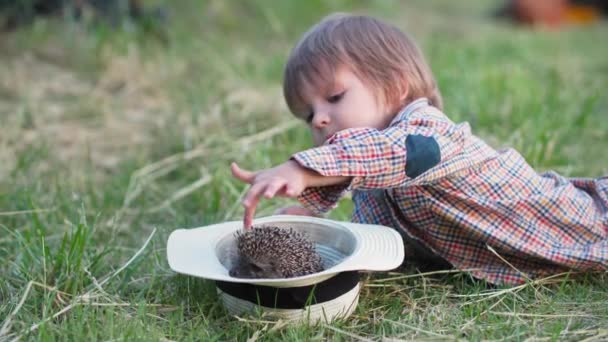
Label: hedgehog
xmin=229 ymin=226 xmax=324 ymax=279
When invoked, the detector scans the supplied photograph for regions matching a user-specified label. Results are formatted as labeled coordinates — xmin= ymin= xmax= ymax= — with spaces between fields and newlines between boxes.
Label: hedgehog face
xmin=229 ymin=254 xmax=284 ymax=278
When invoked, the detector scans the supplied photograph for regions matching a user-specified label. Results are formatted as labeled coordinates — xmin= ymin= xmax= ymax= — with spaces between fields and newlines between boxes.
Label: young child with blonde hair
xmin=231 ymin=13 xmax=607 ymax=285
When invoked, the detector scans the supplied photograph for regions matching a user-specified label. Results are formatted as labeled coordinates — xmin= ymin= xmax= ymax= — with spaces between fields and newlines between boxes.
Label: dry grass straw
xmin=0 ymin=45 xmax=178 ymax=181
xmin=322 ymin=324 xmax=375 ymax=342
xmin=0 ymin=228 xmax=160 ymax=342
xmin=0 ymin=209 xmax=55 ymax=217
xmin=113 ymin=118 xmax=299 ymax=225
xmin=231 ymin=317 xmax=291 ymax=342
xmin=365 ymin=246 xmax=607 ymax=340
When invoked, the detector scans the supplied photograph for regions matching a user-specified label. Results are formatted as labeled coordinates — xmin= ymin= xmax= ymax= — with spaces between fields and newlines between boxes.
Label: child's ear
xmin=392 ymin=83 xmax=409 ymax=111
xmin=399 ymin=83 xmax=409 ymax=103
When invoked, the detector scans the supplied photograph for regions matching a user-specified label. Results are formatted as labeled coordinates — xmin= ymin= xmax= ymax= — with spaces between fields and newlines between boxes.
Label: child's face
xmin=298 ymin=67 xmax=394 ymax=146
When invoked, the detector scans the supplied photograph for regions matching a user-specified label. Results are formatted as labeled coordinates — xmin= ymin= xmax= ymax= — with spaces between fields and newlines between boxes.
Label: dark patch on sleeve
xmin=405 ymin=134 xmax=441 ymax=178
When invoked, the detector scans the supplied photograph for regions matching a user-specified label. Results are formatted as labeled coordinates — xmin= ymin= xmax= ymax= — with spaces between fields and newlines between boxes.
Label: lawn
xmin=1 ymin=0 xmax=607 ymax=340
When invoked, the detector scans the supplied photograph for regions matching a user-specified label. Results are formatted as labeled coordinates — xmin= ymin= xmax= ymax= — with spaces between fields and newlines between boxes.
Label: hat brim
xmin=166 ymin=215 xmax=404 ymax=287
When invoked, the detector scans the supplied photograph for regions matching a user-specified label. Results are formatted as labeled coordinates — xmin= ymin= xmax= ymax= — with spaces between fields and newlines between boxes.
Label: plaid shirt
xmin=293 ymin=98 xmax=608 ymax=285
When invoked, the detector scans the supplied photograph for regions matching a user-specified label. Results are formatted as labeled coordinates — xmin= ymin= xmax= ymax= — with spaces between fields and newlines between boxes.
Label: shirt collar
xmin=389 ymin=97 xmax=429 ymax=126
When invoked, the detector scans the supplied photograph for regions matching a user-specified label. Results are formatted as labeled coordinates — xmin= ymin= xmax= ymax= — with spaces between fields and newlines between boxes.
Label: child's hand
xmin=231 ymin=160 xmax=310 ymax=229
xmin=231 ymin=160 xmax=350 ymax=229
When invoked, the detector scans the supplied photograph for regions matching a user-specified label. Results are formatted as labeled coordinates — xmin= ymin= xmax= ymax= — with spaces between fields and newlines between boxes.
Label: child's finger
xmin=242 ymin=182 xmax=265 ymax=208
xmin=231 ymin=162 xmax=256 ymax=184
xmin=243 ymin=195 xmax=260 ymax=229
xmin=243 ymin=208 xmax=253 ymax=229
xmin=242 ymin=183 xmax=265 ymax=228
xmin=264 ymin=179 xmax=287 ymax=199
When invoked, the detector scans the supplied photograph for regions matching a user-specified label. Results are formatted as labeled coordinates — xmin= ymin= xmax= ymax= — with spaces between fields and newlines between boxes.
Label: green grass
xmin=1 ymin=0 xmax=607 ymax=340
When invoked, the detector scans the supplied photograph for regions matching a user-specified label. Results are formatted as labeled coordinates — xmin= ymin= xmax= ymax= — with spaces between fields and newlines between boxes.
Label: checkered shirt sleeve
xmin=292 ymin=107 xmax=464 ymax=213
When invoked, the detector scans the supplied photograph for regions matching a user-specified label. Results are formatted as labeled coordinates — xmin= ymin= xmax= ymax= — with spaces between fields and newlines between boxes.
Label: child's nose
xmin=312 ymin=110 xmax=330 ymax=128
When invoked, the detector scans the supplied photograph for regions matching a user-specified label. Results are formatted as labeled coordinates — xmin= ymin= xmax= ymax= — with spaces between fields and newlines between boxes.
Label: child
xmin=231 ymin=13 xmax=607 ymax=285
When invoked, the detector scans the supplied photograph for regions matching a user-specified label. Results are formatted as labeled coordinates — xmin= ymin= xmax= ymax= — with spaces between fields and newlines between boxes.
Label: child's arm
xmin=231 ymin=161 xmax=350 ymax=228
xmin=292 ymin=118 xmax=460 ymax=190
xmin=291 ymin=114 xmax=473 ymax=213
xmin=232 ymin=111 xmax=467 ymax=227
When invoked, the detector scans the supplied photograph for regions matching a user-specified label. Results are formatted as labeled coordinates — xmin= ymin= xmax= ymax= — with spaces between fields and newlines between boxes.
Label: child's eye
xmin=327 ymin=91 xmax=345 ymax=104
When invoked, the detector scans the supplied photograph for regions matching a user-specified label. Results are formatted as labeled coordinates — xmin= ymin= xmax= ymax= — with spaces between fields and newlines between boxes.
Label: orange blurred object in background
xmin=502 ymin=0 xmax=606 ymax=28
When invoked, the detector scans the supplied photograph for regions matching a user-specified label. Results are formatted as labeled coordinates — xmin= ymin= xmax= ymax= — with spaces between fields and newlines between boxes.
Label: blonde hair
xmin=283 ymin=13 xmax=443 ymax=117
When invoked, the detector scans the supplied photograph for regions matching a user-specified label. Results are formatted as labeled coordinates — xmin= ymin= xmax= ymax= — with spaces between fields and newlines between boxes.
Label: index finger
xmin=243 ymin=203 xmax=256 ymax=229
xmin=243 ymin=195 xmax=261 ymax=229
xmin=242 ymin=183 xmax=265 ymax=229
